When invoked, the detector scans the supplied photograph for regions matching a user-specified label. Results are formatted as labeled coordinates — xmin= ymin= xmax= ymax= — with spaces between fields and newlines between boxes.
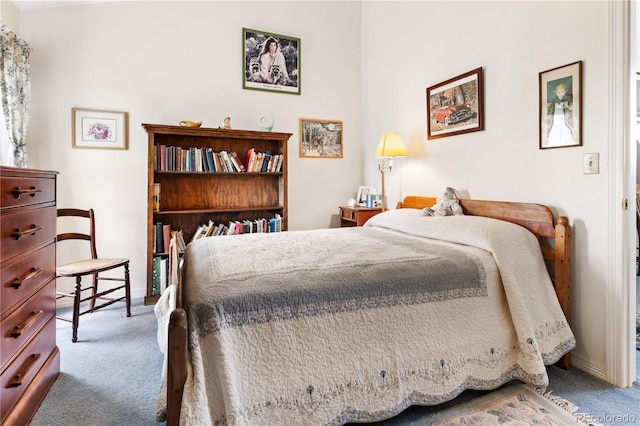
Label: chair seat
xmin=57 ymin=258 xmax=129 ymax=277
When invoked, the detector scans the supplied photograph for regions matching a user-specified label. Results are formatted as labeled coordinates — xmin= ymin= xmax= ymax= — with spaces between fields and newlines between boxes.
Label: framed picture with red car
xmin=426 ymin=67 xmax=484 ymax=140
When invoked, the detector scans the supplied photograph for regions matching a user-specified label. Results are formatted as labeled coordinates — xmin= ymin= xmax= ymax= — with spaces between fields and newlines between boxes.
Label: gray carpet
xmin=31 ymin=298 xmax=640 ymax=426
xmin=30 ymin=298 xmax=163 ymax=426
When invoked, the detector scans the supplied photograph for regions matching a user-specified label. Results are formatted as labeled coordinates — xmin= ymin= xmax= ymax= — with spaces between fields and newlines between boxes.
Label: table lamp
xmin=375 ymin=132 xmax=407 ymax=211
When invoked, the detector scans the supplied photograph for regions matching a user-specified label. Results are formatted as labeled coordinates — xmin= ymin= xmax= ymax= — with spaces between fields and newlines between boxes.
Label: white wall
xmin=0 ymin=0 xmax=20 ymax=29
xmin=17 ymin=1 xmax=363 ymax=299
xmin=361 ymin=1 xmax=610 ymax=376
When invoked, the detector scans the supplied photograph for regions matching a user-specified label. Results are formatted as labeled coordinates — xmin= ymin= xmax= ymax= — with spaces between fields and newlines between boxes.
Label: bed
xmin=154 ymin=195 xmax=575 ymax=426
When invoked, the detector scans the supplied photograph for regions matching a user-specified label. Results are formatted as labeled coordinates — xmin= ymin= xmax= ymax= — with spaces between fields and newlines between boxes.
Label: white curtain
xmin=0 ymin=25 xmax=32 ymax=168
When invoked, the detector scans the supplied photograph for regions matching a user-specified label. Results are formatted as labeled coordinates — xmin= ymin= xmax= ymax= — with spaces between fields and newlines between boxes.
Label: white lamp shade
xmin=376 ymin=132 xmax=407 ymax=157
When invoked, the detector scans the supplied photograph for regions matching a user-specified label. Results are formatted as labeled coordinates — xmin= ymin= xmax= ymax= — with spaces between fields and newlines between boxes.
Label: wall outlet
xmin=583 ymin=153 xmax=599 ymax=174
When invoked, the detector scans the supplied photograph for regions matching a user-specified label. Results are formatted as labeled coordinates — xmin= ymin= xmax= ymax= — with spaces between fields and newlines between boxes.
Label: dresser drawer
xmin=1 ymin=283 xmax=55 ymax=371
xmin=0 ymin=317 xmax=56 ymax=423
xmin=0 ymin=206 xmax=56 ymax=263
xmin=0 ymin=174 xmax=56 ymax=211
xmin=1 ymin=242 xmax=55 ymax=319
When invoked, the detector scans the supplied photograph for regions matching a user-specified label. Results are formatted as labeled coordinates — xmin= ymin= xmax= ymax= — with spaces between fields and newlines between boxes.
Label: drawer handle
xmin=12 ymin=186 xmax=43 ymax=199
xmin=10 ymin=353 xmax=41 ymax=387
xmin=12 ymin=225 xmax=44 ymax=240
xmin=11 ymin=310 xmax=44 ymax=338
xmin=12 ymin=267 xmax=43 ymax=289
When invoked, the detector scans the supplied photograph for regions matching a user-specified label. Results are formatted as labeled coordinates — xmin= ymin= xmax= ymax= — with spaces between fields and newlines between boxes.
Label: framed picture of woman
xmin=539 ymin=61 xmax=582 ymax=149
xmin=243 ymin=28 xmax=300 ymax=95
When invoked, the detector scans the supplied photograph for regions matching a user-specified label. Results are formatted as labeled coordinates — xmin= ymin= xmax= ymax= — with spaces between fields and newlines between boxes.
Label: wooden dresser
xmin=0 ymin=166 xmax=60 ymax=425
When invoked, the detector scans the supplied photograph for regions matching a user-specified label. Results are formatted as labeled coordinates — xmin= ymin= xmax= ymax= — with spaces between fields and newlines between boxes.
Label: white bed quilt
xmin=155 ymin=209 xmax=575 ymax=425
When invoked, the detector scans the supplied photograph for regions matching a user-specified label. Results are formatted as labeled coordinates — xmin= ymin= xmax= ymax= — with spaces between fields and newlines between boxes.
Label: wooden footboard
xmin=167 ymin=308 xmax=187 ymax=426
xmin=165 ymin=196 xmax=572 ymax=425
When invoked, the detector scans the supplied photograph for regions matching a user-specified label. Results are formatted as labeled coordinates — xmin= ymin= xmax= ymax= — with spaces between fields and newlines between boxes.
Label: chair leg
xmin=125 ymin=262 xmax=131 ymax=317
xmin=89 ymin=273 xmax=98 ymax=310
xmin=72 ymin=276 xmax=82 ymax=342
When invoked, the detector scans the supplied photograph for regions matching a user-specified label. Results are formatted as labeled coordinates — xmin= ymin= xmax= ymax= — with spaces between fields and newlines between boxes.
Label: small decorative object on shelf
xmin=259 ymin=113 xmax=274 ymax=132
xmin=153 ymin=183 xmax=160 ymax=212
xmin=223 ymin=117 xmax=231 ymax=129
xmin=179 ymin=120 xmax=202 ymax=128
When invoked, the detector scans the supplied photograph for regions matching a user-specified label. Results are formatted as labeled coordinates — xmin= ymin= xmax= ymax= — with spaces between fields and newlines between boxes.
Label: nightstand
xmin=339 ymin=206 xmax=383 ymax=227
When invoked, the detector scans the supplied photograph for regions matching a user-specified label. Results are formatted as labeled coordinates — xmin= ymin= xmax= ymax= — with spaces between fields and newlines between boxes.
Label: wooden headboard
xmin=396 ymin=195 xmax=571 ymax=369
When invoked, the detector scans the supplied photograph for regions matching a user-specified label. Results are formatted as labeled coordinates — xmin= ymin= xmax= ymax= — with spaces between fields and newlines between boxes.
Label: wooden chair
xmin=56 ymin=208 xmax=131 ymax=342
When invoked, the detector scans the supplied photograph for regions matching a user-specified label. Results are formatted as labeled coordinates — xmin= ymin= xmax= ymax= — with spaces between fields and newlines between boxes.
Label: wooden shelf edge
xmin=154 ymin=207 xmax=284 ymax=215
xmin=144 ymin=294 xmax=160 ymax=305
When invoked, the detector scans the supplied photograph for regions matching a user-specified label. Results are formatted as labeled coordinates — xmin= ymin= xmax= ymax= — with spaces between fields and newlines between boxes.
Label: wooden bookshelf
xmin=143 ymin=124 xmax=291 ymax=304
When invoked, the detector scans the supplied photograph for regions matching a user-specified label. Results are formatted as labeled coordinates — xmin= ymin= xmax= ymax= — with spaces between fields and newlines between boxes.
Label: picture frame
xmin=72 ymin=108 xmax=128 ymax=150
xmin=426 ymin=67 xmax=484 ymax=140
xmin=356 ymin=186 xmax=374 ymax=206
xmin=539 ymin=60 xmax=582 ymax=149
xmin=299 ymin=118 xmax=343 ymax=158
xmin=243 ymin=28 xmax=300 ymax=95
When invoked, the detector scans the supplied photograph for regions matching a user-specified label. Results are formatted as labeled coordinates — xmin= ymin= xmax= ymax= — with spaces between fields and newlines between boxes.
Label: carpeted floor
xmin=30 ymin=298 xmax=640 ymax=426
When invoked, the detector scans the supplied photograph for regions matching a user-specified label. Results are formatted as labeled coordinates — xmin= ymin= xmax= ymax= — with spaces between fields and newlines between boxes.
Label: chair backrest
xmin=57 ymin=208 xmax=98 ymax=259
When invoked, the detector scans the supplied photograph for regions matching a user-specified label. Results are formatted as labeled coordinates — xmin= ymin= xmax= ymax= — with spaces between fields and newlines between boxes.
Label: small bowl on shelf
xmin=179 ymin=120 xmax=202 ymax=128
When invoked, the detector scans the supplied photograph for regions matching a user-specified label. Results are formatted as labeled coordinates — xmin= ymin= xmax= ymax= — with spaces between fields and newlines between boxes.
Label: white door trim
xmin=607 ymin=0 xmax=637 ymax=388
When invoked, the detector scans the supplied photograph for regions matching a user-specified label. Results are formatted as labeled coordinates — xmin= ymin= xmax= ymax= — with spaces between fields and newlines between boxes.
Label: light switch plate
xmin=583 ymin=153 xmax=599 ymax=174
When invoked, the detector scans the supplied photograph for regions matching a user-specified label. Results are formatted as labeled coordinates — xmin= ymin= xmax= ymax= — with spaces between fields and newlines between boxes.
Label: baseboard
xmin=55 ymin=287 xmax=148 ymax=309
xmin=570 ymin=352 xmax=607 ymax=381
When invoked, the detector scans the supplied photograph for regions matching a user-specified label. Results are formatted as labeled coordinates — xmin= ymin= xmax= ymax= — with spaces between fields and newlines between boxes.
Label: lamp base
xmin=379 ymin=166 xmax=387 ymax=211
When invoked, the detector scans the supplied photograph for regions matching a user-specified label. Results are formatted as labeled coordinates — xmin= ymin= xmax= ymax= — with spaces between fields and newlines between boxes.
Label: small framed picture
xmin=72 ymin=108 xmax=128 ymax=150
xmin=243 ymin=28 xmax=300 ymax=95
xmin=356 ymin=186 xmax=374 ymax=206
xmin=426 ymin=67 xmax=484 ymax=140
xmin=299 ymin=118 xmax=343 ymax=158
xmin=539 ymin=61 xmax=582 ymax=149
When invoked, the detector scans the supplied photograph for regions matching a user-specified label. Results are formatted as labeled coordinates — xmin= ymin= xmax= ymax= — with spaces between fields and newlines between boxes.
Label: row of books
xmin=153 ymin=224 xmax=187 ymax=255
xmin=152 ymin=228 xmax=186 ymax=295
xmin=153 ymin=214 xmax=283 ymax=255
xmin=246 ymin=148 xmax=283 ymax=173
xmin=154 ymin=145 xmax=283 ymax=173
xmin=191 ymin=214 xmax=283 ymax=241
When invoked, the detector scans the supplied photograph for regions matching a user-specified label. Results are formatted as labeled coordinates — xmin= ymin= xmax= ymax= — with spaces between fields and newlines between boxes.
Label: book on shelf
xmin=205 ymin=149 xmax=215 ymax=172
xmin=155 ymin=222 xmax=164 ymax=254
xmin=213 ymin=151 xmax=222 ymax=172
xmin=152 ymin=256 xmax=161 ymax=295
xmin=160 ymin=257 xmax=168 ymax=293
xmin=159 ymin=144 xmax=166 ymax=170
xmin=171 ymin=230 xmax=187 ymax=253
xmin=163 ymin=224 xmax=171 ymax=254
xmin=230 ymin=152 xmax=246 ymax=172
xmin=175 ymin=147 xmax=182 ymax=171
xmin=190 ymin=224 xmax=203 ymax=243
xmin=245 ymin=148 xmax=255 ymax=171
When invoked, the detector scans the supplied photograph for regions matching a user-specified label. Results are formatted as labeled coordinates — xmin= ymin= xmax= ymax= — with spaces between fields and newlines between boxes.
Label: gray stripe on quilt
xmin=190 ymin=227 xmax=488 ymax=333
